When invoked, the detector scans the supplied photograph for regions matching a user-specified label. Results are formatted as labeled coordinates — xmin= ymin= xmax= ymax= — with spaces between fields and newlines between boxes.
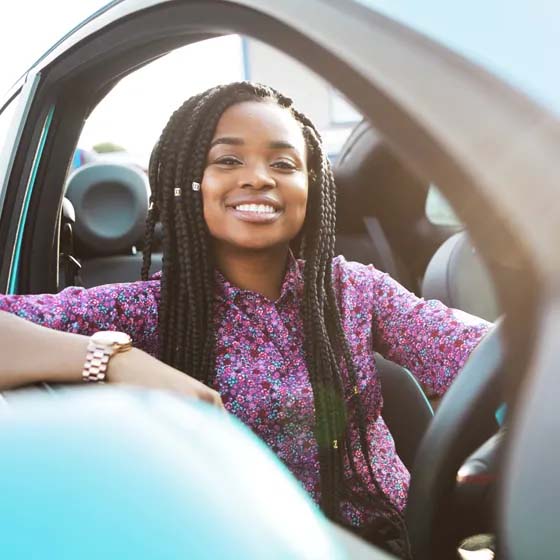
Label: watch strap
xmin=82 ymin=341 xmax=112 ymax=383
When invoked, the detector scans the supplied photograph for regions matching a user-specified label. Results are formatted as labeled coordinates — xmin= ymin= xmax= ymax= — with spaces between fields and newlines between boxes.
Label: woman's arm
xmin=368 ymin=267 xmax=492 ymax=396
xmin=0 ymin=281 xmax=161 ymax=356
xmin=0 ymin=310 xmax=89 ymax=388
xmin=0 ymin=311 xmax=224 ymax=408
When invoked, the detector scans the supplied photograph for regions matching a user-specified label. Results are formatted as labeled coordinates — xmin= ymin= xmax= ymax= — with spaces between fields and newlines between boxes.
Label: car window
xmin=425 ymin=185 xmax=462 ymax=227
xmin=63 ymin=34 xmax=366 ymax=290
xmin=75 ymin=35 xmax=362 ymax=170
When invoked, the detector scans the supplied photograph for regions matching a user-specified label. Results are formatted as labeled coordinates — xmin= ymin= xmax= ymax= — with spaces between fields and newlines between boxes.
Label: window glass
xmin=425 ymin=185 xmax=462 ymax=227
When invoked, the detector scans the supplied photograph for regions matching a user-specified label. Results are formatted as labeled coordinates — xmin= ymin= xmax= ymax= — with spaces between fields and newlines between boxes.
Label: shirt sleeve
xmin=0 ymin=281 xmax=160 ymax=356
xmin=369 ymin=267 xmax=492 ymax=396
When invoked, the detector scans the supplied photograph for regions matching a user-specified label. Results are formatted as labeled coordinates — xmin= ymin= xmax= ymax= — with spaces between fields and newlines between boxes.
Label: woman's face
xmin=201 ymin=101 xmax=308 ymax=254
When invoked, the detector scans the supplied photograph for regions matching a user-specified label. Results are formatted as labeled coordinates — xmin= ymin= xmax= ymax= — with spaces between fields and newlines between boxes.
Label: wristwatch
xmin=82 ymin=331 xmax=133 ymax=383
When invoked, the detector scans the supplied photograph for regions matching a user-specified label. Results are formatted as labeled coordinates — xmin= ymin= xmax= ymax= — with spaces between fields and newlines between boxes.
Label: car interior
xmin=3 ymin=3 xmax=538 ymax=557
xmin=55 ymin=101 xmax=503 ymax=493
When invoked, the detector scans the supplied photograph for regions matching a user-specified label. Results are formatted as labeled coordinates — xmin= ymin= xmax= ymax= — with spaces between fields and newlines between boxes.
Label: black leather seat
xmin=422 ymin=231 xmax=500 ymax=322
xmin=65 ymin=161 xmax=162 ymax=287
xmin=376 ymin=231 xmax=500 ymax=470
xmin=334 ymin=120 xmax=417 ymax=287
xmin=335 ymin=121 xmax=434 ymax=467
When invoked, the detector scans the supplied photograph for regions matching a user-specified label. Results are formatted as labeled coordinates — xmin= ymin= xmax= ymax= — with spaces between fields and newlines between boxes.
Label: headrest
xmin=334 ymin=120 xmax=425 ymax=233
xmin=65 ymin=162 xmax=149 ymax=257
xmin=422 ymin=231 xmax=500 ymax=322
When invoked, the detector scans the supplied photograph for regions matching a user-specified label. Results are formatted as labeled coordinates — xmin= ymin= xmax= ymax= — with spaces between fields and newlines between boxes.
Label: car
xmin=0 ymin=1 xmax=559 ymax=559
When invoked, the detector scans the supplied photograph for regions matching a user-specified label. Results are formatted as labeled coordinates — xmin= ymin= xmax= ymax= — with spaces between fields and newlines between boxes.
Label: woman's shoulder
xmin=295 ymin=255 xmax=383 ymax=286
xmin=331 ymin=254 xmax=384 ymax=284
xmin=88 ymin=275 xmax=161 ymax=301
xmin=42 ymin=276 xmax=163 ymax=313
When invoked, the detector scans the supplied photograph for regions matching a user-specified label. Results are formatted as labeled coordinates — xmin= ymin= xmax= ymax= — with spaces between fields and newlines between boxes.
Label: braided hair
xmin=142 ymin=82 xmax=410 ymax=558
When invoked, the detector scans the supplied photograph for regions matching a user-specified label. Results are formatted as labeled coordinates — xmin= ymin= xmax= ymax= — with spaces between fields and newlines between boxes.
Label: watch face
xmin=92 ymin=331 xmax=132 ymax=347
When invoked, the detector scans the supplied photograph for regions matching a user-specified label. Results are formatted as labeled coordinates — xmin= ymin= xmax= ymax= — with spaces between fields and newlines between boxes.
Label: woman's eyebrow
xmin=209 ymin=137 xmax=299 ymax=152
xmin=210 ymin=136 xmax=244 ymax=148
xmin=268 ymin=140 xmax=298 ymax=151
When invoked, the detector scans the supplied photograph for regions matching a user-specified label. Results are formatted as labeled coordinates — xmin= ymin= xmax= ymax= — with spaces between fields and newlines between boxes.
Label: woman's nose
xmin=239 ymin=164 xmax=275 ymax=190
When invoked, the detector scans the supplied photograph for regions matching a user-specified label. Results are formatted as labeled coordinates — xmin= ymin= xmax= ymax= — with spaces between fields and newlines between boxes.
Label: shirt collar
xmin=214 ymin=251 xmax=303 ymax=304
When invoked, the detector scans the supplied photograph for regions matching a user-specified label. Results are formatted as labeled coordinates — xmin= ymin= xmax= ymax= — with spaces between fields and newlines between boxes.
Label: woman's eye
xmin=216 ymin=156 xmax=242 ymax=166
xmin=272 ymin=160 xmax=296 ymax=171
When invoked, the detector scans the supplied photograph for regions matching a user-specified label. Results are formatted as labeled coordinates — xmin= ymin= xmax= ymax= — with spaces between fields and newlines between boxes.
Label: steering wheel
xmin=405 ymin=322 xmax=505 ymax=559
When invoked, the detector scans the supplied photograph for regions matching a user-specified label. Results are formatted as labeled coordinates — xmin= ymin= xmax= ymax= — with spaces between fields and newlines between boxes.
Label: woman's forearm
xmin=0 ymin=311 xmax=225 ymax=409
xmin=0 ymin=311 xmax=88 ymax=389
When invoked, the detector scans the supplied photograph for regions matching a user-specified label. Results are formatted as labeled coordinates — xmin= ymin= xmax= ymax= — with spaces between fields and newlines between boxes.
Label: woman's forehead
xmin=212 ymin=101 xmax=306 ymax=152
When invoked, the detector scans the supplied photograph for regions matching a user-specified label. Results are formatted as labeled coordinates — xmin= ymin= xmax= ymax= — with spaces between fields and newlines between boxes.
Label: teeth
xmin=235 ymin=204 xmax=276 ymax=214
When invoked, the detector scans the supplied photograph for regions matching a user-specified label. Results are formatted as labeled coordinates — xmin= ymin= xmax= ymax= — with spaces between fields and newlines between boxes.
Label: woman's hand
xmin=108 ymin=348 xmax=225 ymax=410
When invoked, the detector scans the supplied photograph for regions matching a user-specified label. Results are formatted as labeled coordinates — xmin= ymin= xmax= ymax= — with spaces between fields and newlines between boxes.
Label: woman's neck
xmin=214 ymin=244 xmax=290 ymax=301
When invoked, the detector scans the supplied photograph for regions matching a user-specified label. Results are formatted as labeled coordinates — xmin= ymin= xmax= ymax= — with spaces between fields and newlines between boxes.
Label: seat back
xmin=334 ymin=122 xmax=396 ymax=272
xmin=422 ymin=231 xmax=500 ymax=322
xmin=65 ymin=161 xmax=161 ymax=287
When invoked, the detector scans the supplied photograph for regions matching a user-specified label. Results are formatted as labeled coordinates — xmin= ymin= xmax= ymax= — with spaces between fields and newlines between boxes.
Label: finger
xmin=196 ymin=388 xmax=221 ymax=407
xmin=211 ymin=390 xmax=225 ymax=410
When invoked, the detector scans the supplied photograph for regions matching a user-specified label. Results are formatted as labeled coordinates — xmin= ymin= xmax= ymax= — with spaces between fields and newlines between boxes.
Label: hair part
xmin=143 ymin=82 xmax=410 ymax=558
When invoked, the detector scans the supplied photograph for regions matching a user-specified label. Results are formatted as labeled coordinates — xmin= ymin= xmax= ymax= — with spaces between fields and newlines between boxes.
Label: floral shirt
xmin=0 ymin=255 xmax=490 ymax=522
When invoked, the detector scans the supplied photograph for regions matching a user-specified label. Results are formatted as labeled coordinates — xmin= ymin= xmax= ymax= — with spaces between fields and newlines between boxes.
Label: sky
xmin=1 ymin=1 xmax=110 ymax=95
xmin=358 ymin=0 xmax=560 ymax=119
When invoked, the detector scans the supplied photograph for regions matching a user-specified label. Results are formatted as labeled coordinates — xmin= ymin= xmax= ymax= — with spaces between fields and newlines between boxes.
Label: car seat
xmin=422 ymin=231 xmax=500 ymax=322
xmin=336 ymin=121 xmax=434 ymax=467
xmin=376 ymin=356 xmax=433 ymax=470
xmin=65 ymin=162 xmax=162 ymax=287
xmin=334 ymin=120 xmax=417 ymax=288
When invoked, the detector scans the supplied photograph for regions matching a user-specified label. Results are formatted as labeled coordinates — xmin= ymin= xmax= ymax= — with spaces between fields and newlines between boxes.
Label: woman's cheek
xmin=200 ymin=179 xmax=221 ymax=235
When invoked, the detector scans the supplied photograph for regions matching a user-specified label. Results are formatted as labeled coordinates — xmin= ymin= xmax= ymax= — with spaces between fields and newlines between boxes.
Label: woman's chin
xmin=216 ymin=238 xmax=291 ymax=255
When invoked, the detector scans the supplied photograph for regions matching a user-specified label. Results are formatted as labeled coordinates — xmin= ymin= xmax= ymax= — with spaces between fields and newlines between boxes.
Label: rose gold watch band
xmin=82 ymin=341 xmax=112 ymax=383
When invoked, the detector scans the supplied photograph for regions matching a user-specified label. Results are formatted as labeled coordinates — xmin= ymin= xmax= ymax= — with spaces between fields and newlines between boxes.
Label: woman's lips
xmin=227 ymin=206 xmax=282 ymax=224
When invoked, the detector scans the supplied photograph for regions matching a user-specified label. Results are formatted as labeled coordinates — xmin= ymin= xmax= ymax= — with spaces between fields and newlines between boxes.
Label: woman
xmin=0 ymin=82 xmax=490 ymax=557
